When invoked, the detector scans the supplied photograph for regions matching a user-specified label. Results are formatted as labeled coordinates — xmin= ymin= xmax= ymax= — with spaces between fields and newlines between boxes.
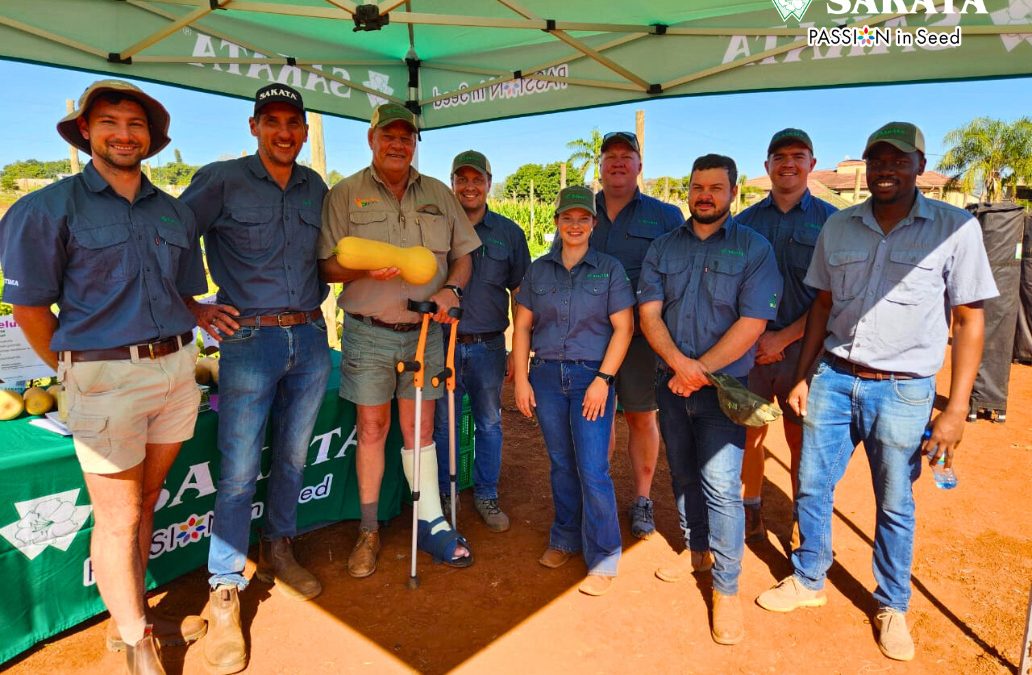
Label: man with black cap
xmin=179 ymin=83 xmax=330 ymax=674
xmin=319 ymin=103 xmax=480 ymax=577
xmin=431 ymin=150 xmax=530 ymax=532
xmin=736 ymin=129 xmax=837 ymax=544
xmin=590 ymin=131 xmax=683 ymax=540
xmin=756 ymin=122 xmax=997 ymax=662
xmin=0 ymin=79 xmax=207 ymax=674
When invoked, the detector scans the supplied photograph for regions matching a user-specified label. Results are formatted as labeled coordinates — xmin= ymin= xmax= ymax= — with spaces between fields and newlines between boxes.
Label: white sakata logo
xmin=772 ymin=0 xmax=814 ymax=21
xmin=0 ymin=489 xmax=92 ymax=560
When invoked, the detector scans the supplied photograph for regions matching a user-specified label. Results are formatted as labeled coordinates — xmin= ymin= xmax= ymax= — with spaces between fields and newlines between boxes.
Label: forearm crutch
xmin=432 ymin=307 xmax=463 ymax=530
xmin=396 ymin=298 xmax=437 ymax=590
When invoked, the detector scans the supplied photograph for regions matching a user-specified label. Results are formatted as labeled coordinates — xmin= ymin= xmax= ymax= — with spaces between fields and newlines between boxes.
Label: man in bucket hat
xmin=638 ymin=153 xmax=782 ymax=646
xmin=180 ymin=83 xmax=330 ymax=674
xmin=756 ymin=122 xmax=997 ymax=661
xmin=0 ymin=79 xmax=207 ymax=674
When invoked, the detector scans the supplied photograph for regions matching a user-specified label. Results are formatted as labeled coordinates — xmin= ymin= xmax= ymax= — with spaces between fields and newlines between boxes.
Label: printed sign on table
xmin=0 ymin=316 xmax=55 ymax=384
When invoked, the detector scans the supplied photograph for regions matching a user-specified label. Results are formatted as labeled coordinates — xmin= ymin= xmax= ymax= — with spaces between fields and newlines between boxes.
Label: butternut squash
xmin=0 ymin=390 xmax=24 ymax=421
xmin=23 ymin=386 xmax=55 ymax=415
xmin=335 ymin=236 xmax=437 ymax=285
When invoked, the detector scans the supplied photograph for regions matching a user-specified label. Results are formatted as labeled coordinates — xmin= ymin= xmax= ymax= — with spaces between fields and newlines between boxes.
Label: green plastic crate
xmin=457 ymin=394 xmax=475 ymax=490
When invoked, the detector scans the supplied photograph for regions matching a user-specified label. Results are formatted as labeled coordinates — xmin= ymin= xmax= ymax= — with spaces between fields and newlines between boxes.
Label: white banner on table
xmin=0 ymin=317 xmax=55 ymax=383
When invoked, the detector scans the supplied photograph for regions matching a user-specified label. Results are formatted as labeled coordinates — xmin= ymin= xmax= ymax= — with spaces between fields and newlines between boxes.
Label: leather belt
xmin=456 ymin=331 xmax=503 ymax=345
xmin=827 ymin=354 xmax=914 ymax=381
xmin=236 ymin=309 xmax=322 ymax=328
xmin=63 ymin=331 xmax=193 ymax=363
xmin=347 ymin=312 xmax=420 ymax=333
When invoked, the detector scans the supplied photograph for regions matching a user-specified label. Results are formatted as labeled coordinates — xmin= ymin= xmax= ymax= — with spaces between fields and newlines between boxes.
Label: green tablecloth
xmin=0 ymin=350 xmax=407 ymax=664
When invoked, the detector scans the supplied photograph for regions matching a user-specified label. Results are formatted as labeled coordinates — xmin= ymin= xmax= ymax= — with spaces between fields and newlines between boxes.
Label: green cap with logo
xmin=452 ymin=150 xmax=492 ymax=178
xmin=863 ymin=121 xmax=925 ymax=158
xmin=554 ymin=185 xmax=596 ymax=217
xmin=706 ymin=372 xmax=783 ymax=427
xmin=369 ymin=102 xmax=418 ymax=132
xmin=767 ymin=128 xmax=813 ymax=156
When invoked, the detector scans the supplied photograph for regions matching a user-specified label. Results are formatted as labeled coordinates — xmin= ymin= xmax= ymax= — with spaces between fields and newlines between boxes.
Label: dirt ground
xmin=5 ymin=355 xmax=1032 ymax=675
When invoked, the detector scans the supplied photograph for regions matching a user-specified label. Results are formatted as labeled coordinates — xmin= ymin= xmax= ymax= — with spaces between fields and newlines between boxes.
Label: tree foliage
xmin=150 ymin=148 xmax=199 ymax=186
xmin=938 ymin=117 xmax=1032 ymax=203
xmin=566 ymin=128 xmax=604 ymax=191
xmin=0 ymin=159 xmax=72 ymax=190
xmin=501 ymin=161 xmax=584 ymax=204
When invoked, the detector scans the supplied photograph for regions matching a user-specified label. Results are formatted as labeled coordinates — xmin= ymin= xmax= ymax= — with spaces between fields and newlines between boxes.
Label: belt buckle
xmin=148 ymin=341 xmax=156 ymax=359
xmin=276 ymin=312 xmax=291 ymax=327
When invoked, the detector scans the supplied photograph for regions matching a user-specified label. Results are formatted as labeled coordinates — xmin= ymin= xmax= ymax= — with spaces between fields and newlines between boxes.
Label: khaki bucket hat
xmin=57 ymin=79 xmax=171 ymax=159
xmin=706 ymin=371 xmax=783 ymax=427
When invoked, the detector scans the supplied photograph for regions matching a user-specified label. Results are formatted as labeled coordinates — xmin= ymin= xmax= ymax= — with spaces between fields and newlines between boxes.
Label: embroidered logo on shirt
xmin=720 ymin=248 xmax=745 ymax=257
xmin=640 ymin=218 xmax=659 ymax=226
xmin=586 ymin=273 xmax=611 ymax=280
xmin=769 ymin=293 xmax=779 ymax=308
xmin=355 ymin=197 xmax=380 ymax=208
xmin=159 ymin=216 xmax=178 ymax=225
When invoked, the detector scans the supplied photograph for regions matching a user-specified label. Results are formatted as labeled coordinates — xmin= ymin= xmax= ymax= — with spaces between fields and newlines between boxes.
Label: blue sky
xmin=1 ymin=60 xmax=1030 ymax=186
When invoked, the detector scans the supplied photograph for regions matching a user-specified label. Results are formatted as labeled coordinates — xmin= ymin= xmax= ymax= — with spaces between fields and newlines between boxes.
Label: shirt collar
xmin=856 ymin=189 xmax=929 ymax=233
xmin=544 ymin=245 xmax=601 ymax=269
xmin=596 ymin=188 xmax=642 ymax=214
xmin=246 ymin=152 xmax=307 ymax=189
xmin=369 ymin=163 xmax=421 ymax=190
xmin=758 ymin=188 xmax=812 ymax=213
xmin=81 ymin=161 xmax=156 ymax=200
xmin=683 ymin=215 xmax=735 ymax=240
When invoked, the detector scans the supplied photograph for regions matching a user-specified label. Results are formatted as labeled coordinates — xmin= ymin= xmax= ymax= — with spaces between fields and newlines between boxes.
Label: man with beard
xmin=0 ymin=80 xmax=207 ymax=674
xmin=589 ymin=131 xmax=683 ymax=539
xmin=735 ymin=129 xmax=837 ymax=544
xmin=431 ymin=150 xmax=530 ymax=531
xmin=756 ymin=122 xmax=996 ymax=662
xmin=180 ymin=83 xmax=330 ymax=675
xmin=639 ymin=154 xmax=782 ymax=645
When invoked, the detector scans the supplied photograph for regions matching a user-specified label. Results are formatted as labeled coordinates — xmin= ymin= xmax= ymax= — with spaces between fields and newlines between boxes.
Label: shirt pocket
xmin=884 ymin=249 xmax=940 ymax=305
xmin=417 ymin=212 xmax=450 ymax=254
xmin=154 ymin=219 xmax=190 ymax=278
xmin=225 ymin=206 xmax=274 ymax=251
xmin=786 ymin=223 xmax=820 ymax=273
xmin=70 ymin=220 xmax=137 ymax=281
xmin=349 ymin=209 xmax=390 ymax=242
xmin=656 ymin=253 xmax=691 ymax=299
xmin=296 ymin=207 xmax=322 ymax=256
xmin=580 ymin=278 xmax=609 ymax=316
xmin=705 ymin=255 xmax=747 ymax=307
xmin=828 ymin=249 xmax=870 ymax=301
xmin=478 ymin=242 xmax=510 ymax=287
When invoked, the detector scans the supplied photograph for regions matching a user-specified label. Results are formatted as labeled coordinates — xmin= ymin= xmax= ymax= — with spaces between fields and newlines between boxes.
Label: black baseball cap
xmin=600 ymin=131 xmax=640 ymax=154
xmin=253 ymin=84 xmax=306 ymax=118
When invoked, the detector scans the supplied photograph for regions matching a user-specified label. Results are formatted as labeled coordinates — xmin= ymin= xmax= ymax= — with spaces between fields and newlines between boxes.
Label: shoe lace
xmin=479 ymin=498 xmax=502 ymax=515
xmin=631 ymin=499 xmax=653 ymax=522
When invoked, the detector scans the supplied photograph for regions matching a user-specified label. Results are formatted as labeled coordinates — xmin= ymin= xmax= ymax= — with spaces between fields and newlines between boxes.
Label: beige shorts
xmin=339 ymin=315 xmax=444 ymax=406
xmin=59 ymin=343 xmax=201 ymax=474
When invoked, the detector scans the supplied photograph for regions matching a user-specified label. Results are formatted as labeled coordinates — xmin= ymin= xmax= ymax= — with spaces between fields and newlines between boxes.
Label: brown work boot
xmin=655 ymin=549 xmax=713 ymax=583
xmin=256 ymin=537 xmax=322 ymax=600
xmin=125 ymin=627 xmax=165 ymax=675
xmin=538 ymin=547 xmax=575 ymax=569
xmin=203 ymin=585 xmax=246 ymax=675
xmin=711 ymin=591 xmax=745 ymax=645
xmin=744 ymin=503 xmax=766 ymax=543
xmin=348 ymin=528 xmax=381 ymax=578
xmin=107 ymin=610 xmax=207 ymax=652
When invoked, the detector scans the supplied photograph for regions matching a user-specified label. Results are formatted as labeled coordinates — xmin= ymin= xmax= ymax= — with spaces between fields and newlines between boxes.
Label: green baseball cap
xmin=452 ymin=150 xmax=491 ymax=178
xmin=369 ymin=102 xmax=418 ymax=132
xmin=863 ymin=122 xmax=925 ymax=158
xmin=57 ymin=79 xmax=171 ymax=159
xmin=706 ymin=372 xmax=783 ymax=427
xmin=554 ymin=185 xmax=596 ymax=217
xmin=767 ymin=128 xmax=813 ymax=156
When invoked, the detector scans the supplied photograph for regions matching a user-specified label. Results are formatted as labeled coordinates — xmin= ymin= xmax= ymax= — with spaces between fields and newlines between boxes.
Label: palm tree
xmin=938 ymin=117 xmax=1032 ymax=203
xmin=567 ymin=128 xmax=604 ymax=192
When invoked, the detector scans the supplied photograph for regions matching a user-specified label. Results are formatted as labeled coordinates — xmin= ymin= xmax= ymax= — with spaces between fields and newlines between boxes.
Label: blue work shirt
xmin=460 ymin=207 xmax=531 ymax=335
xmin=805 ymin=191 xmax=998 ymax=378
xmin=590 ymin=189 xmax=683 ymax=293
xmin=180 ymin=154 xmax=328 ymax=316
xmin=0 ymin=162 xmax=205 ymax=351
xmin=737 ymin=190 xmax=837 ymax=330
xmin=515 ymin=247 xmax=635 ymax=362
xmin=638 ymin=217 xmax=783 ymax=378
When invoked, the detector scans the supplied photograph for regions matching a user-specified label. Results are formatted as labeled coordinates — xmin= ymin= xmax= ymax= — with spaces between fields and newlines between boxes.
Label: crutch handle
xmin=397 ymin=360 xmax=422 ymax=374
xmin=408 ymin=299 xmax=438 ymax=314
xmin=447 ymin=306 xmax=464 ymax=320
xmin=431 ymin=367 xmax=453 ymax=388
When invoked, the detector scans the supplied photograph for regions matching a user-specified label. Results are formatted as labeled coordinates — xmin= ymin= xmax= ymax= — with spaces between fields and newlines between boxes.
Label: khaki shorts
xmin=340 ymin=315 xmax=444 ymax=405
xmin=615 ymin=334 xmax=659 ymax=413
xmin=59 ymin=343 xmax=200 ymax=474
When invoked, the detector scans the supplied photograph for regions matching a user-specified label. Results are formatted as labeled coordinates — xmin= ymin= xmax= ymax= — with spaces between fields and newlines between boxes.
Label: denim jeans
xmin=530 ymin=358 xmax=621 ymax=577
xmin=432 ymin=331 xmax=506 ymax=500
xmin=656 ymin=373 xmax=746 ymax=595
xmin=208 ymin=320 xmax=332 ymax=589
xmin=792 ymin=358 xmax=933 ymax=612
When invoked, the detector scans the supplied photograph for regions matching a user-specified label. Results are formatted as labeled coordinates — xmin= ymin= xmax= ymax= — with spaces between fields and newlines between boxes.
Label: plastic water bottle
xmin=923 ymin=428 xmax=958 ymax=489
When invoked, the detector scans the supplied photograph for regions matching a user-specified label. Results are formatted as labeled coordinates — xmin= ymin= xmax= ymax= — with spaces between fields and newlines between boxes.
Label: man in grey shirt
xmin=756 ymin=122 xmax=998 ymax=662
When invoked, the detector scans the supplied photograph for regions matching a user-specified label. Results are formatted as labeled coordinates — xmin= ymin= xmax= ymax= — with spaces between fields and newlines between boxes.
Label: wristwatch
xmin=443 ymin=284 xmax=463 ymax=299
xmin=595 ymin=371 xmax=616 ymax=385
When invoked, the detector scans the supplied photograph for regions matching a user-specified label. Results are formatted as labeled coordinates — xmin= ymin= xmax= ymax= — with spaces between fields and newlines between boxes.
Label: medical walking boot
xmin=204 ymin=585 xmax=246 ymax=675
xmin=256 ymin=537 xmax=322 ymax=600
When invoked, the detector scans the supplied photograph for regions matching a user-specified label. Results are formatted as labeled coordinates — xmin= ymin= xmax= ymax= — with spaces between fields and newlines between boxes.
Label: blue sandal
xmin=417 ymin=516 xmax=474 ymax=568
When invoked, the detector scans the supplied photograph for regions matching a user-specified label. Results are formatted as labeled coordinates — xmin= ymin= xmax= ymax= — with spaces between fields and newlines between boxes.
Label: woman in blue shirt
xmin=512 ymin=185 xmax=635 ymax=596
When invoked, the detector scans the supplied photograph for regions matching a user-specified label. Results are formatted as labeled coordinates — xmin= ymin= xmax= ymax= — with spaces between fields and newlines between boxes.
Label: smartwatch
xmin=595 ymin=371 xmax=616 ymax=385
xmin=444 ymin=284 xmax=463 ymax=299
